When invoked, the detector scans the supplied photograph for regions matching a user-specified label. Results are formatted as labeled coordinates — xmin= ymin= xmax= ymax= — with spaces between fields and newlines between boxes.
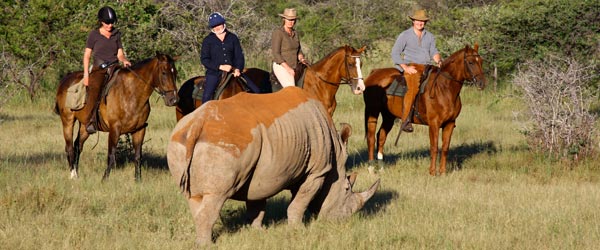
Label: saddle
xmin=386 ymin=64 xmax=434 ymax=97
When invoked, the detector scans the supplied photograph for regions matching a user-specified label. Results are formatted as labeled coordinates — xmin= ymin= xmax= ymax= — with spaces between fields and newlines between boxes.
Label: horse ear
xmin=358 ymin=45 xmax=367 ymax=53
xmin=474 ymin=42 xmax=479 ymax=52
xmin=172 ymin=56 xmax=180 ymax=61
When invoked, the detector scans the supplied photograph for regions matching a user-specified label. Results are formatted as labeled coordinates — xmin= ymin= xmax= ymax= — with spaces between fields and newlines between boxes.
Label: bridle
xmin=309 ymin=50 xmax=363 ymax=87
xmin=438 ymin=50 xmax=484 ymax=87
xmin=127 ymin=59 xmax=177 ymax=98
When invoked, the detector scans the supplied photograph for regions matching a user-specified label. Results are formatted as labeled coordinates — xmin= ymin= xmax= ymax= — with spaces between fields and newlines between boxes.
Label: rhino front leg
xmin=287 ymin=176 xmax=325 ymax=224
xmin=188 ymin=194 xmax=227 ymax=246
xmin=246 ymin=200 xmax=266 ymax=228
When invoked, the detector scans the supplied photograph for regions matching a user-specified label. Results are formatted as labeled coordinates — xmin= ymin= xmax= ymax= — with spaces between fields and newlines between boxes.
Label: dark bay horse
xmin=175 ymin=68 xmax=270 ymax=120
xmin=54 ymin=53 xmax=179 ymax=181
xmin=363 ymin=43 xmax=486 ymax=175
xmin=175 ymin=45 xmax=367 ymax=120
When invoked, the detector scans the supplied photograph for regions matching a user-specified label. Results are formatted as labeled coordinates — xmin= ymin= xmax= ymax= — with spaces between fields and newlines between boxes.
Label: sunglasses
xmin=284 ymin=18 xmax=296 ymax=22
xmin=103 ymin=20 xmax=115 ymax=25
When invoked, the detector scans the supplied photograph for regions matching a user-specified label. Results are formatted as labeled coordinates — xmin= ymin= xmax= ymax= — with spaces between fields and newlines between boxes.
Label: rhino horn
xmin=351 ymin=178 xmax=380 ymax=212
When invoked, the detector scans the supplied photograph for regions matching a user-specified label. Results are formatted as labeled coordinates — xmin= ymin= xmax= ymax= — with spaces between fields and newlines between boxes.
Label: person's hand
xmin=219 ymin=64 xmax=232 ymax=72
xmin=404 ymin=65 xmax=418 ymax=74
xmin=233 ymin=69 xmax=241 ymax=77
xmin=286 ymin=66 xmax=295 ymax=77
xmin=83 ymin=76 xmax=89 ymax=86
xmin=123 ymin=60 xmax=131 ymax=68
xmin=436 ymin=60 xmax=442 ymax=68
xmin=299 ymin=57 xmax=309 ymax=65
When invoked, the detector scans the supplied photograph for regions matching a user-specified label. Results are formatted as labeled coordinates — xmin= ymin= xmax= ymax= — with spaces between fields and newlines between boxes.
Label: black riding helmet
xmin=98 ymin=6 xmax=117 ymax=24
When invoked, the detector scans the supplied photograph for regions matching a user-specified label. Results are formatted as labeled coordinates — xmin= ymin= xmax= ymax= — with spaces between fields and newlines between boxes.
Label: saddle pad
xmin=66 ymin=80 xmax=86 ymax=110
xmin=386 ymin=78 xmax=407 ymax=97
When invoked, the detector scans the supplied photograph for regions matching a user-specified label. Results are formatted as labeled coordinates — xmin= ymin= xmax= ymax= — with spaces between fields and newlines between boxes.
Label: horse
xmin=175 ymin=45 xmax=367 ymax=120
xmin=175 ymin=68 xmax=271 ymax=121
xmin=363 ymin=43 xmax=486 ymax=175
xmin=54 ymin=53 xmax=179 ymax=181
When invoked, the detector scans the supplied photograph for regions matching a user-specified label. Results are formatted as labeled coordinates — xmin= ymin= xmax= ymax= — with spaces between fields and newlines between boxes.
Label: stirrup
xmin=401 ymin=120 xmax=414 ymax=133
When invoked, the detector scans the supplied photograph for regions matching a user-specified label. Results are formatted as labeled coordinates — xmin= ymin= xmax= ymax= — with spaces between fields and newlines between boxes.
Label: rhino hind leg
xmin=188 ymin=194 xmax=227 ymax=246
xmin=246 ymin=200 xmax=266 ymax=228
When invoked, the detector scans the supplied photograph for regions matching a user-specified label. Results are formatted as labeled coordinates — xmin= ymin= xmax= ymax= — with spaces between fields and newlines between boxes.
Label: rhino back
xmin=168 ymin=87 xmax=340 ymax=200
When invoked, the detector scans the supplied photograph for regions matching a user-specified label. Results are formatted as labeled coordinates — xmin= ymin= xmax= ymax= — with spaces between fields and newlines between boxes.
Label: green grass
xmin=1 ymin=85 xmax=600 ymax=249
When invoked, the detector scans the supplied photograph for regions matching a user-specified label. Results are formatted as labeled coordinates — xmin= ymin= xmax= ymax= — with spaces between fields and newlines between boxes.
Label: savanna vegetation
xmin=1 ymin=0 xmax=599 ymax=249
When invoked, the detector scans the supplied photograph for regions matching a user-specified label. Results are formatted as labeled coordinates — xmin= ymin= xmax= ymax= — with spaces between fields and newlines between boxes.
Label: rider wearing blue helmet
xmin=200 ymin=12 xmax=259 ymax=104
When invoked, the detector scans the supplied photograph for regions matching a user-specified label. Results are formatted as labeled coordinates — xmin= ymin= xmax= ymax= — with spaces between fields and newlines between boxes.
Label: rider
xmin=83 ymin=6 xmax=131 ymax=134
xmin=200 ymin=12 xmax=259 ymax=104
xmin=391 ymin=9 xmax=442 ymax=132
xmin=271 ymin=8 xmax=309 ymax=88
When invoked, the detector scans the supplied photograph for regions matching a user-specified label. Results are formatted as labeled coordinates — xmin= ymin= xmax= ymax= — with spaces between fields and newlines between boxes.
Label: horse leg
xmin=365 ymin=113 xmax=379 ymax=162
xmin=376 ymin=109 xmax=396 ymax=161
xmin=439 ymin=122 xmax=456 ymax=175
xmin=60 ymin=114 xmax=78 ymax=179
xmin=72 ymin=125 xmax=91 ymax=179
xmin=102 ymin=128 xmax=120 ymax=182
xmin=428 ymin=125 xmax=441 ymax=176
xmin=131 ymin=128 xmax=146 ymax=182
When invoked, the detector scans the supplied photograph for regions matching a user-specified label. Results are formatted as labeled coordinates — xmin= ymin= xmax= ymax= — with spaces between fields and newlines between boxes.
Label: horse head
xmin=153 ymin=53 xmax=179 ymax=106
xmin=463 ymin=43 xmax=486 ymax=90
xmin=344 ymin=45 xmax=367 ymax=94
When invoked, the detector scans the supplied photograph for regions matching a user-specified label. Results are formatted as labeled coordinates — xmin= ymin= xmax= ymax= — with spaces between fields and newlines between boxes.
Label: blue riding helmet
xmin=208 ymin=12 xmax=226 ymax=28
xmin=98 ymin=6 xmax=117 ymax=24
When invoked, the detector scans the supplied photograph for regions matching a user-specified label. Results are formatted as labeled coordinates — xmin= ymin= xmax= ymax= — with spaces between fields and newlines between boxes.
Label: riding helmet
xmin=98 ymin=6 xmax=117 ymax=24
xmin=208 ymin=12 xmax=226 ymax=28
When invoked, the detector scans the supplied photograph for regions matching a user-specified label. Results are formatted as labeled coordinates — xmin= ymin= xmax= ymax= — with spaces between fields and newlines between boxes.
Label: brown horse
xmin=363 ymin=43 xmax=486 ymax=175
xmin=175 ymin=68 xmax=271 ymax=120
xmin=175 ymin=45 xmax=367 ymax=120
xmin=54 ymin=53 xmax=179 ymax=181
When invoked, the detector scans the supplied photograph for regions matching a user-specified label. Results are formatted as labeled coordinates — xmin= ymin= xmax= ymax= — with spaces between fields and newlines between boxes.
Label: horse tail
xmin=53 ymin=101 xmax=60 ymax=115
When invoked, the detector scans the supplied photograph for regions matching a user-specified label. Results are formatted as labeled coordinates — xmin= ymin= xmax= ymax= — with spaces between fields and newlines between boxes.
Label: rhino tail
xmin=179 ymin=156 xmax=193 ymax=198
xmin=177 ymin=112 xmax=207 ymax=198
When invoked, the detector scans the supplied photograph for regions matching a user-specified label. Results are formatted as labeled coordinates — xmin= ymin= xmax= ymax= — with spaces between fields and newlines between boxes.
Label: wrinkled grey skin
xmin=167 ymin=88 xmax=379 ymax=246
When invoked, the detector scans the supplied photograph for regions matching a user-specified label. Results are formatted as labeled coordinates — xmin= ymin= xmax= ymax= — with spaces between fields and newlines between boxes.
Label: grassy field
xmin=1 ymin=84 xmax=600 ymax=249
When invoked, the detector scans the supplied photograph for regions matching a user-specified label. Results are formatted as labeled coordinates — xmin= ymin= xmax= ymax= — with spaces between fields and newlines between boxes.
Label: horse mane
xmin=129 ymin=54 xmax=173 ymax=70
xmin=312 ymin=45 xmax=350 ymax=66
xmin=441 ymin=44 xmax=474 ymax=67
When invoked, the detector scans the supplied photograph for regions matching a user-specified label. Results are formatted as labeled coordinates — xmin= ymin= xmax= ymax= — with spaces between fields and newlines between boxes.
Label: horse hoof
xmin=70 ymin=170 xmax=78 ymax=179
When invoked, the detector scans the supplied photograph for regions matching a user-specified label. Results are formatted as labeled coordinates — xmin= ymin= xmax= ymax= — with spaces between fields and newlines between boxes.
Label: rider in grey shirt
xmin=390 ymin=9 xmax=441 ymax=132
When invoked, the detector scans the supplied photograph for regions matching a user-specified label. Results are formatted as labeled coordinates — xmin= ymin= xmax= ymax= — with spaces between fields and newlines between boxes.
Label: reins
xmin=125 ymin=60 xmax=177 ymax=98
xmin=306 ymin=50 xmax=363 ymax=87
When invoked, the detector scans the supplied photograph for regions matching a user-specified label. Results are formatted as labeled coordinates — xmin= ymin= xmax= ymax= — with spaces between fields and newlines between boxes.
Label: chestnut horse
xmin=54 ymin=53 xmax=179 ymax=181
xmin=363 ymin=43 xmax=486 ymax=175
xmin=175 ymin=45 xmax=366 ymax=120
xmin=175 ymin=68 xmax=271 ymax=120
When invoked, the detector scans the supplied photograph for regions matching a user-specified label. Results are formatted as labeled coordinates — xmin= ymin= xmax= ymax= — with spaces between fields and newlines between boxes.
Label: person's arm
xmin=232 ymin=35 xmax=244 ymax=77
xmin=429 ymin=33 xmax=441 ymax=66
xmin=117 ymin=48 xmax=131 ymax=67
xmin=391 ymin=33 xmax=410 ymax=72
xmin=83 ymin=48 xmax=92 ymax=86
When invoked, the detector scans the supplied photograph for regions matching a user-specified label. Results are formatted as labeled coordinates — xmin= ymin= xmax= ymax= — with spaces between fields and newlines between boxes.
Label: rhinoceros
xmin=167 ymin=87 xmax=379 ymax=245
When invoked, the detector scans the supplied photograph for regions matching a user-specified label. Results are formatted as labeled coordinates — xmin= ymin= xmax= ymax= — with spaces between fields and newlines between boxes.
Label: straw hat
xmin=409 ymin=9 xmax=429 ymax=21
xmin=278 ymin=8 xmax=298 ymax=19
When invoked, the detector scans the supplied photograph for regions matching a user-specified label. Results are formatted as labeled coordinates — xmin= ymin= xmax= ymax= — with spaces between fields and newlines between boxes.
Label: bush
xmin=513 ymin=55 xmax=597 ymax=163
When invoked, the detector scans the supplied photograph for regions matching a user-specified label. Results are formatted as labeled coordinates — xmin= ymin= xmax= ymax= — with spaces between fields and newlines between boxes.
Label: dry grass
xmin=1 ymin=85 xmax=600 ymax=249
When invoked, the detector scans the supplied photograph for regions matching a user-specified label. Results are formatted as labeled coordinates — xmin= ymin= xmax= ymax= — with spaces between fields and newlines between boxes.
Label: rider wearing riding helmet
xmin=200 ymin=12 xmax=259 ymax=104
xmin=82 ymin=6 xmax=131 ymax=134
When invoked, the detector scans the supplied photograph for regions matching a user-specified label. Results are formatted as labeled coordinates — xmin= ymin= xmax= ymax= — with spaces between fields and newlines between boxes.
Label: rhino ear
xmin=347 ymin=172 xmax=358 ymax=189
xmin=338 ymin=123 xmax=352 ymax=144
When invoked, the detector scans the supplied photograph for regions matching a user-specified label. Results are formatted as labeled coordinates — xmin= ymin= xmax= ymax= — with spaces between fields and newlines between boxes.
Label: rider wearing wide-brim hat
xmin=271 ymin=8 xmax=308 ymax=88
xmin=391 ymin=9 xmax=442 ymax=133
